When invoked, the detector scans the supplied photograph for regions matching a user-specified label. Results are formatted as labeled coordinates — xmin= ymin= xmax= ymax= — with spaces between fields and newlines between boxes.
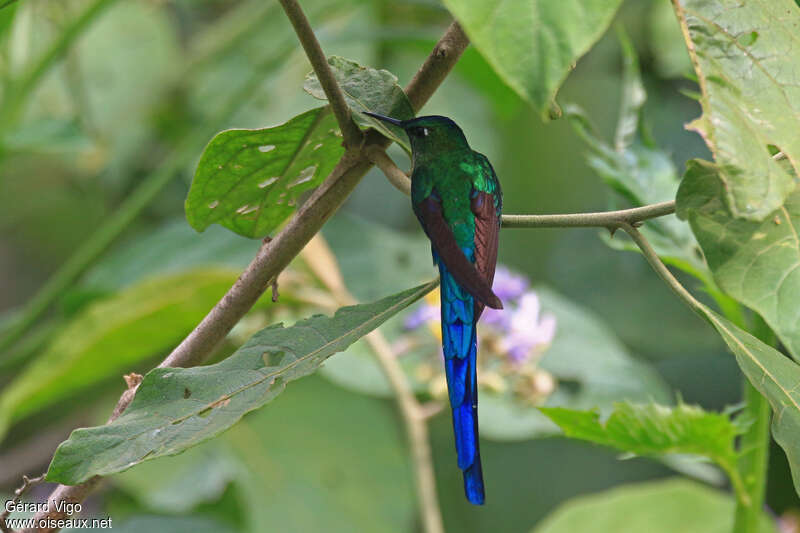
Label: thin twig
xmin=27 ymin=22 xmax=470 ymax=533
xmin=503 ymin=201 xmax=676 ymax=229
xmin=0 ymin=473 xmax=46 ymax=533
xmin=365 ymin=145 xmax=412 ymax=195
xmin=301 ymin=235 xmax=444 ymax=533
xmin=277 ymin=0 xmax=362 ymax=147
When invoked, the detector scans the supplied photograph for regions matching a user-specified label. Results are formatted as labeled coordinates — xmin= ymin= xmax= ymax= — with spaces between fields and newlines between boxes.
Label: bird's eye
xmin=421 ymin=127 xmax=429 ymax=137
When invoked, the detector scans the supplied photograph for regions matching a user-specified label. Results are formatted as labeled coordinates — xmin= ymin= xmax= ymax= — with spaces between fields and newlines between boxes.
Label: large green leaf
xmin=441 ymin=0 xmax=623 ymax=117
xmin=677 ymin=160 xmax=800 ymax=360
xmin=673 ymin=0 xmax=800 ymax=220
xmin=532 ymin=479 xmax=776 ymax=533
xmin=0 ymin=268 xmax=240 ymax=440
xmin=540 ymin=402 xmax=745 ymax=489
xmin=45 ymin=281 xmax=437 ymax=485
xmin=303 ymin=56 xmax=415 ymax=151
xmin=185 ymin=106 xmax=344 ymax=238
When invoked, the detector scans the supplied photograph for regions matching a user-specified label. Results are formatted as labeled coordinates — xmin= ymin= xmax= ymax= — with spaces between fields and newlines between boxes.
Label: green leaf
xmin=441 ymin=0 xmax=624 ymax=118
xmin=479 ymin=287 xmax=672 ymax=441
xmin=532 ymin=479 xmax=777 ymax=533
xmin=0 ymin=268 xmax=240 ymax=440
xmin=673 ymin=0 xmax=800 ymax=220
xmin=303 ymin=56 xmax=415 ymax=151
xmin=185 ymin=106 xmax=344 ymax=238
xmin=540 ymin=402 xmax=745 ymax=489
xmin=45 ymin=280 xmax=437 ymax=485
xmin=677 ymin=160 xmax=800 ymax=360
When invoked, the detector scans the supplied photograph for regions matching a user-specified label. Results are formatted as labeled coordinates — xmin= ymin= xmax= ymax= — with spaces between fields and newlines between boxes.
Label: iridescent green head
xmin=363 ymin=112 xmax=470 ymax=162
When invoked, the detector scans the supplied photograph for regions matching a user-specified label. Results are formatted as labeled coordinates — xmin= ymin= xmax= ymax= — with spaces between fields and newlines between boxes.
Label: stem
xmin=502 ymin=201 xmax=676 ymax=229
xmin=365 ymin=330 xmax=444 ymax=533
xmin=732 ymin=383 xmax=771 ymax=533
xmin=26 ymin=22 xmax=470 ymax=532
xmin=277 ymin=0 xmax=362 ymax=147
xmin=733 ymin=315 xmax=773 ymax=533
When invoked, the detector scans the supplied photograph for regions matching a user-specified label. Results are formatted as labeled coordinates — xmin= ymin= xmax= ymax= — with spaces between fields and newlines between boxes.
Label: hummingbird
xmin=364 ymin=112 xmax=503 ymax=505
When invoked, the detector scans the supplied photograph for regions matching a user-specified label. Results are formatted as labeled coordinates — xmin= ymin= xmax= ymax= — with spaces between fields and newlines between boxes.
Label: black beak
xmin=363 ymin=111 xmax=404 ymax=127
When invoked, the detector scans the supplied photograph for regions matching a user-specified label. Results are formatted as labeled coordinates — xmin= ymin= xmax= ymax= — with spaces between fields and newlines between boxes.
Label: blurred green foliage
xmin=2 ymin=0 xmax=799 ymax=532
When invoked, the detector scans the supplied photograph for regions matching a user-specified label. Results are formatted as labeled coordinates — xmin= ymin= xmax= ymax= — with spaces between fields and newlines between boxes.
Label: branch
xmin=277 ymin=0 xmax=362 ymax=147
xmin=26 ymin=22 xmax=470 ymax=533
xmin=502 ymin=201 xmax=676 ymax=229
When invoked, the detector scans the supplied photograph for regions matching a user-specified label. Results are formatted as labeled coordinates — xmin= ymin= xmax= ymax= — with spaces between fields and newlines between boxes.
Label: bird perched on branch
xmin=364 ymin=112 xmax=503 ymax=505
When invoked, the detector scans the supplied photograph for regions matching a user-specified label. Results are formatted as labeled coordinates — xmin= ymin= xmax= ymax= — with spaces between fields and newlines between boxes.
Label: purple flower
xmin=492 ymin=266 xmax=529 ymax=302
xmin=404 ymin=303 xmax=439 ymax=330
xmin=481 ymin=306 xmax=510 ymax=330
xmin=500 ymin=291 xmax=557 ymax=364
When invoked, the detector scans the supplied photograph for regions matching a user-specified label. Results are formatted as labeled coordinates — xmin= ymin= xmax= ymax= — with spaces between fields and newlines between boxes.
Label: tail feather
xmin=440 ymin=263 xmax=485 ymax=505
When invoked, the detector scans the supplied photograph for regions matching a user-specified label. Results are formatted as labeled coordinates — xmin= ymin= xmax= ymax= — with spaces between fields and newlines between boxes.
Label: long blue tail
xmin=439 ymin=262 xmax=485 ymax=505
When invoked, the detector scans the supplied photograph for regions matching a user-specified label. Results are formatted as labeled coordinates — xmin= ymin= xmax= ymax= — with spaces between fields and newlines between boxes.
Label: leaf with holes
xmin=304 ymin=56 xmax=415 ymax=151
xmin=540 ymin=402 xmax=747 ymax=489
xmin=673 ymin=0 xmax=800 ymax=220
xmin=441 ymin=0 xmax=623 ymax=118
xmin=45 ymin=280 xmax=437 ymax=485
xmin=185 ymin=106 xmax=343 ymax=239
xmin=678 ymin=159 xmax=800 ymax=360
